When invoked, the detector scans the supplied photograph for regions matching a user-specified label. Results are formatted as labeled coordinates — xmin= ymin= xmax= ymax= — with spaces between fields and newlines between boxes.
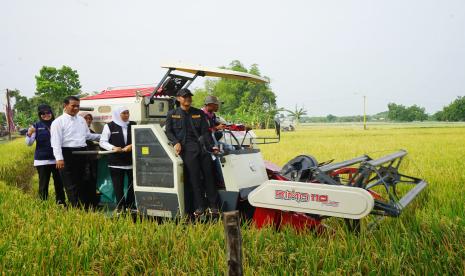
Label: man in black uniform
xmin=165 ymin=88 xmax=220 ymax=217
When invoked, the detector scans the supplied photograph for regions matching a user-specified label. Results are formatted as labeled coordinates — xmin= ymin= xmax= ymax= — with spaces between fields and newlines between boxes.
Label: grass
xmin=1 ymin=124 xmax=465 ymax=274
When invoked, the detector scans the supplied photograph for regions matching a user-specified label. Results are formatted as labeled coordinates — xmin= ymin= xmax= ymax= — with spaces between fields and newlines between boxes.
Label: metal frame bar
xmin=145 ymin=68 xmax=202 ymax=106
xmin=310 ymin=150 xmax=427 ymax=218
xmin=146 ymin=68 xmax=173 ymax=105
xmin=319 ymin=155 xmax=369 ymax=173
xmin=72 ymin=150 xmax=114 ymax=155
xmin=250 ymin=137 xmax=280 ymax=145
xmin=398 ymin=180 xmax=427 ymax=208
xmin=183 ymin=71 xmax=204 ymax=89
xmin=366 ymin=150 xmax=407 ymax=167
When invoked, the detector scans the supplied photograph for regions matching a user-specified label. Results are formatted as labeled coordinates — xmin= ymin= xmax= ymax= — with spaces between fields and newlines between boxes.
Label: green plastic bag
xmin=97 ymin=156 xmax=129 ymax=204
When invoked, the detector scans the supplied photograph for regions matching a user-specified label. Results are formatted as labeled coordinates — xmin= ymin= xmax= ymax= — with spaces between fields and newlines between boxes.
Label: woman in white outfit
xmin=99 ymin=106 xmax=136 ymax=211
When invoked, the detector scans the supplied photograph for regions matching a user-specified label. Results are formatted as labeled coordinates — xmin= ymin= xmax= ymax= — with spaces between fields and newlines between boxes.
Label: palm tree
xmin=264 ymin=105 xmax=285 ymax=129
xmin=285 ymin=105 xmax=307 ymax=125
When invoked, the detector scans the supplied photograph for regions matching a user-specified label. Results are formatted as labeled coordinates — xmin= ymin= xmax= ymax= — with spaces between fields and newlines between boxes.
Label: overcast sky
xmin=1 ymin=0 xmax=464 ymax=116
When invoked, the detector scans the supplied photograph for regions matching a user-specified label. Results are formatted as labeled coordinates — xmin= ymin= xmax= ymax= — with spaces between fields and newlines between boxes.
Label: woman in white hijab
xmin=99 ymin=106 xmax=136 ymax=212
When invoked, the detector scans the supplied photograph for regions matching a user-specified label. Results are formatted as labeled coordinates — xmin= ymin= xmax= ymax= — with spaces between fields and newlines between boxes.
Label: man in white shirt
xmin=51 ymin=96 xmax=100 ymax=207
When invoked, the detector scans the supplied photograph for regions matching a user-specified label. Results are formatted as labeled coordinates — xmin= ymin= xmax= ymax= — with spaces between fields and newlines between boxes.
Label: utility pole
xmin=5 ymin=89 xmax=12 ymax=140
xmin=363 ymin=95 xmax=367 ymax=130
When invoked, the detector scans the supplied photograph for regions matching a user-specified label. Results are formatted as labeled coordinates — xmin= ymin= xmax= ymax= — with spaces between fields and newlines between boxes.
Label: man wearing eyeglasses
xmin=50 ymin=96 xmax=100 ymax=207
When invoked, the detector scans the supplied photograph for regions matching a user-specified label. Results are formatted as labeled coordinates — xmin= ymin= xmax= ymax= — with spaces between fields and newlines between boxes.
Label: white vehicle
xmin=280 ymin=117 xmax=295 ymax=132
xmin=79 ymin=62 xmax=427 ymax=233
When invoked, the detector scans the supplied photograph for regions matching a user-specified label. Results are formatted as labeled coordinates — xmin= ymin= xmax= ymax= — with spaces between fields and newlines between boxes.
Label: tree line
xmin=387 ymin=103 xmax=428 ymax=122
xmin=300 ymin=97 xmax=465 ymax=123
xmin=433 ymin=96 xmax=465 ymax=121
xmin=8 ymin=66 xmax=82 ymax=127
xmin=4 ymin=62 xmax=464 ymax=128
xmin=387 ymin=98 xmax=465 ymax=122
xmin=301 ymin=112 xmax=387 ymax=123
xmin=6 ymin=61 xmax=281 ymax=129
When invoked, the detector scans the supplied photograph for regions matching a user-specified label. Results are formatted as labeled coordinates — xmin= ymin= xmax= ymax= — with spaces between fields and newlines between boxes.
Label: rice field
xmin=0 ymin=138 xmax=35 ymax=191
xmin=0 ymin=123 xmax=464 ymax=274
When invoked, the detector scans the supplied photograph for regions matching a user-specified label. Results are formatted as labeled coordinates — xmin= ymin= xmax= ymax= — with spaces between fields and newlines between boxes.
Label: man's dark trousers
xmin=60 ymin=147 xmax=87 ymax=207
xmin=181 ymin=144 xmax=219 ymax=212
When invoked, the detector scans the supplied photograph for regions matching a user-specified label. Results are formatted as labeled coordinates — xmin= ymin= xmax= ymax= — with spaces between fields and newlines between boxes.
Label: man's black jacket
xmin=165 ymin=106 xmax=215 ymax=150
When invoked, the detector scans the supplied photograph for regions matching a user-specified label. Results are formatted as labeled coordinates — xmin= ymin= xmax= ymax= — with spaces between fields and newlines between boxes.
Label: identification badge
xmin=171 ymin=115 xmax=181 ymax=119
xmin=192 ymin=115 xmax=201 ymax=119
xmin=111 ymin=131 xmax=120 ymax=134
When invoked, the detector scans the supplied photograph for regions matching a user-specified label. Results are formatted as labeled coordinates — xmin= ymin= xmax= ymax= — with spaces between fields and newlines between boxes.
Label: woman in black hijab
xmin=25 ymin=104 xmax=66 ymax=204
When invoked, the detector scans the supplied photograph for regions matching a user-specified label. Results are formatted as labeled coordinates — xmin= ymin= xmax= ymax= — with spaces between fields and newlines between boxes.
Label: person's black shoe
xmin=56 ymin=200 xmax=66 ymax=207
xmin=193 ymin=208 xmax=205 ymax=218
xmin=209 ymin=208 xmax=220 ymax=215
xmin=209 ymin=208 xmax=221 ymax=220
xmin=113 ymin=209 xmax=123 ymax=218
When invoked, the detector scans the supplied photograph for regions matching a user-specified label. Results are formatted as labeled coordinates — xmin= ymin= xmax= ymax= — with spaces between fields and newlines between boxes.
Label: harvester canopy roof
xmin=81 ymin=86 xmax=155 ymax=100
xmin=161 ymin=62 xmax=269 ymax=83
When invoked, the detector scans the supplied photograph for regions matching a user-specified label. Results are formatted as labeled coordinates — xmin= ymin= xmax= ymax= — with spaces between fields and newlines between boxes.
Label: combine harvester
xmin=80 ymin=63 xmax=427 ymax=233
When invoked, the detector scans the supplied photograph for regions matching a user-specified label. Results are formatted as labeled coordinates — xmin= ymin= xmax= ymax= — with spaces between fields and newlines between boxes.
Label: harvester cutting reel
xmin=248 ymin=150 xmax=428 ymax=233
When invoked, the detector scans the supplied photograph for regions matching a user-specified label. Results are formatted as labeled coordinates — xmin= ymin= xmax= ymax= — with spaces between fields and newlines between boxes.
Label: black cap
xmin=38 ymin=104 xmax=52 ymax=112
xmin=176 ymin=88 xmax=193 ymax=97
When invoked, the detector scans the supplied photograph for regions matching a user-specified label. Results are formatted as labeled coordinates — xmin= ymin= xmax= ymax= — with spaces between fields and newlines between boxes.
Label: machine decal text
xmin=275 ymin=190 xmax=329 ymax=204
